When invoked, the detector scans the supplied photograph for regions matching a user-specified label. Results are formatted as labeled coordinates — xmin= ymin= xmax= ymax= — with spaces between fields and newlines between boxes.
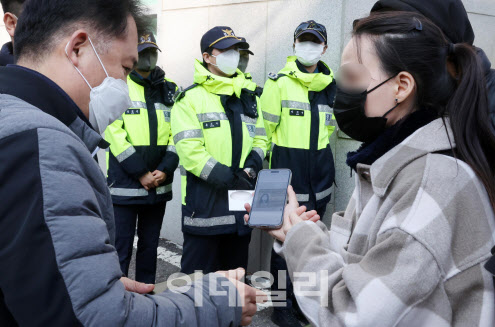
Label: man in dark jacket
xmin=105 ymin=32 xmax=179 ymax=284
xmin=0 ymin=0 xmax=25 ymax=65
xmin=0 ymin=0 xmax=262 ymax=326
xmin=371 ymin=0 xmax=495 ymax=131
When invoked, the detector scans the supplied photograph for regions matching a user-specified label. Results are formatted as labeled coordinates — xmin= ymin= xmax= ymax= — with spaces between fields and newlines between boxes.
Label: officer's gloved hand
xmin=234 ymin=171 xmax=255 ymax=190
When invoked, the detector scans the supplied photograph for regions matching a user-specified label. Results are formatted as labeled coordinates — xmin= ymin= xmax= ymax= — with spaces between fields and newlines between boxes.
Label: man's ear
xmin=322 ymin=44 xmax=328 ymax=55
xmin=65 ymin=30 xmax=91 ymax=67
xmin=4 ymin=13 xmax=17 ymax=39
xmin=202 ymin=52 xmax=212 ymax=65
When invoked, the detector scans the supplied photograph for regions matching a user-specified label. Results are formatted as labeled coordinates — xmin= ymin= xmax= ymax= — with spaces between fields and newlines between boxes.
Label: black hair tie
xmin=448 ymin=43 xmax=456 ymax=56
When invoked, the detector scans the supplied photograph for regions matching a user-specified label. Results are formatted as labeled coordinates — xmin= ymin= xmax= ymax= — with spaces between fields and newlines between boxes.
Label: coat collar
xmin=278 ymin=56 xmax=334 ymax=92
xmin=129 ymin=66 xmax=166 ymax=87
xmin=193 ymin=59 xmax=255 ymax=97
xmin=0 ymin=42 xmax=14 ymax=66
xmin=367 ymin=118 xmax=456 ymax=197
xmin=0 ymin=65 xmax=108 ymax=153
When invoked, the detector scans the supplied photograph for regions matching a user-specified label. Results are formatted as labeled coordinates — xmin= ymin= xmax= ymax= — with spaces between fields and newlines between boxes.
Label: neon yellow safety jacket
xmin=105 ymin=67 xmax=179 ymax=205
xmin=171 ymin=60 xmax=268 ymax=236
xmin=261 ymin=56 xmax=336 ymax=210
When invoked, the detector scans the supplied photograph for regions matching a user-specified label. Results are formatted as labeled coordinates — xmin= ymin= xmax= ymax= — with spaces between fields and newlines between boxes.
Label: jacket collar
xmin=279 ymin=56 xmax=334 ymax=92
xmin=193 ymin=59 xmax=255 ymax=97
xmin=129 ymin=66 xmax=166 ymax=87
xmin=368 ymin=118 xmax=455 ymax=197
xmin=0 ymin=65 xmax=108 ymax=153
xmin=0 ymin=42 xmax=14 ymax=66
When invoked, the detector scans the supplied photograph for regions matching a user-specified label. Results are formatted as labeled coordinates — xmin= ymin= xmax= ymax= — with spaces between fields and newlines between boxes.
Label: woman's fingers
xmin=286 ymin=185 xmax=299 ymax=209
xmin=289 ymin=211 xmax=303 ymax=225
xmin=300 ymin=210 xmax=320 ymax=221
xmin=295 ymin=206 xmax=307 ymax=215
xmin=306 ymin=210 xmax=321 ymax=223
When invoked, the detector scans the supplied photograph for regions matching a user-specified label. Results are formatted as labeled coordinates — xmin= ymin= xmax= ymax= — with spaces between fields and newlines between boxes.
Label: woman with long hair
xmin=248 ymin=11 xmax=495 ymax=326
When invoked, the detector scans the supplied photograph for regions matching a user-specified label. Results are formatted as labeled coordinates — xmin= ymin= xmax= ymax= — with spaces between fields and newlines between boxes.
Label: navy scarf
xmin=346 ymin=109 xmax=438 ymax=171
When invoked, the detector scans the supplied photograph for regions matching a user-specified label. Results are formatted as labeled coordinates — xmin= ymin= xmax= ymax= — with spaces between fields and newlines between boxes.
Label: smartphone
xmin=248 ymin=169 xmax=292 ymax=229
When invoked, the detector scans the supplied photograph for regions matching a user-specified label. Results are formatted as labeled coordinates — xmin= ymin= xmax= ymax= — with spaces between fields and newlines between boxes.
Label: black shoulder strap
xmin=173 ymin=84 xmax=198 ymax=102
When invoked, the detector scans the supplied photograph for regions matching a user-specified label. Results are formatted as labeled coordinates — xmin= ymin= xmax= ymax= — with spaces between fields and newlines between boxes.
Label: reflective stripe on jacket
xmin=261 ymin=56 xmax=336 ymax=209
xmin=172 ymin=60 xmax=268 ymax=235
xmin=105 ymin=67 xmax=179 ymax=205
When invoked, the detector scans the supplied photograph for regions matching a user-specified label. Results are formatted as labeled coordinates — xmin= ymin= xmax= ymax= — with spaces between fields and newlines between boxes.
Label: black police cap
xmin=200 ymin=26 xmax=249 ymax=53
xmin=138 ymin=32 xmax=161 ymax=52
xmin=294 ymin=20 xmax=327 ymax=44
xmin=239 ymin=37 xmax=254 ymax=55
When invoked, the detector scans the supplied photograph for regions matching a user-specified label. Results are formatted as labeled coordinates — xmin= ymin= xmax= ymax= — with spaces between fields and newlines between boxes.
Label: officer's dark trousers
xmin=113 ymin=203 xmax=166 ymax=284
xmin=271 ymin=204 xmax=327 ymax=311
xmin=181 ymin=233 xmax=251 ymax=275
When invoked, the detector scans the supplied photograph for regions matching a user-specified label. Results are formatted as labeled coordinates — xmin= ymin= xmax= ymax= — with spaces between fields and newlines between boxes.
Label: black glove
xmin=233 ymin=170 xmax=255 ymax=190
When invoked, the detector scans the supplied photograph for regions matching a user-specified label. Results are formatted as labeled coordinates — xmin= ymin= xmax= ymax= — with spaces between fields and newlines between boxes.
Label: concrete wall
xmin=0 ymin=0 xmax=493 ymax=271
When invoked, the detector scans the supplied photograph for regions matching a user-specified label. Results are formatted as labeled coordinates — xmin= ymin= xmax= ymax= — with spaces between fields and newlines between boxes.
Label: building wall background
xmin=1 ymin=0 xmax=493 ymax=271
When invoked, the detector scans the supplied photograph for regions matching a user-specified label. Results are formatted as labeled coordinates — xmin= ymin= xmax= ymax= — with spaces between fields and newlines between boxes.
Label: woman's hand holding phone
xmin=244 ymin=185 xmax=320 ymax=242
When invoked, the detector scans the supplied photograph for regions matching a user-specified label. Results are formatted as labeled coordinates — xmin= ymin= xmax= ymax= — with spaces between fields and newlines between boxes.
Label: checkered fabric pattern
xmin=276 ymin=118 xmax=495 ymax=326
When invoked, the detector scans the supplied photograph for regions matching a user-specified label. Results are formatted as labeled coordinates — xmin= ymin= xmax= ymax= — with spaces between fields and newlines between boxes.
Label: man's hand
xmin=120 ymin=277 xmax=155 ymax=294
xmin=216 ymin=268 xmax=268 ymax=326
xmin=152 ymin=170 xmax=167 ymax=185
xmin=139 ymin=172 xmax=159 ymax=190
xmin=244 ymin=186 xmax=320 ymax=242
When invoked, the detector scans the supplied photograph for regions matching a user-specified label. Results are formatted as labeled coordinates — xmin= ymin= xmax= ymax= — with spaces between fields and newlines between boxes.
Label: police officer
xmin=260 ymin=20 xmax=336 ymax=326
xmin=238 ymin=39 xmax=264 ymax=98
xmin=237 ymin=39 xmax=253 ymax=74
xmin=105 ymin=32 xmax=179 ymax=284
xmin=171 ymin=26 xmax=268 ymax=275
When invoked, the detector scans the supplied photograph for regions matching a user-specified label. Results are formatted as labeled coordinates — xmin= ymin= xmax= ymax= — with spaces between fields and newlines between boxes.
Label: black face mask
xmin=238 ymin=56 xmax=249 ymax=73
xmin=137 ymin=51 xmax=158 ymax=72
xmin=333 ymin=74 xmax=398 ymax=143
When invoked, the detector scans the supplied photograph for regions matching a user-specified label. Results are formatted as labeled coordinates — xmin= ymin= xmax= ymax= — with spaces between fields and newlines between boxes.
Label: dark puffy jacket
xmin=0 ymin=65 xmax=241 ymax=326
xmin=0 ymin=42 xmax=14 ymax=67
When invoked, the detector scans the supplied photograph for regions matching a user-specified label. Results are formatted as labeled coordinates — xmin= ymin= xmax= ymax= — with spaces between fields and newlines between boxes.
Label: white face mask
xmin=294 ymin=41 xmax=325 ymax=67
xmin=211 ymin=49 xmax=240 ymax=76
xmin=65 ymin=37 xmax=132 ymax=134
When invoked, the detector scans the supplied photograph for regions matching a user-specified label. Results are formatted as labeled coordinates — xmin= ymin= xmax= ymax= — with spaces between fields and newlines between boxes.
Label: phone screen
xmin=249 ymin=169 xmax=291 ymax=227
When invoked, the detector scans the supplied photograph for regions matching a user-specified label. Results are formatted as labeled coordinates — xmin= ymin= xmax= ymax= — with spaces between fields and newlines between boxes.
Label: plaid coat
xmin=275 ymin=118 xmax=495 ymax=326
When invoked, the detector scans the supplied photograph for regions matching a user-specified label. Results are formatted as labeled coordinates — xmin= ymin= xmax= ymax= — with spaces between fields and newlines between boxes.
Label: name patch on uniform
xmin=203 ymin=121 xmax=221 ymax=129
xmin=125 ymin=109 xmax=141 ymax=115
xmin=290 ymin=109 xmax=305 ymax=117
